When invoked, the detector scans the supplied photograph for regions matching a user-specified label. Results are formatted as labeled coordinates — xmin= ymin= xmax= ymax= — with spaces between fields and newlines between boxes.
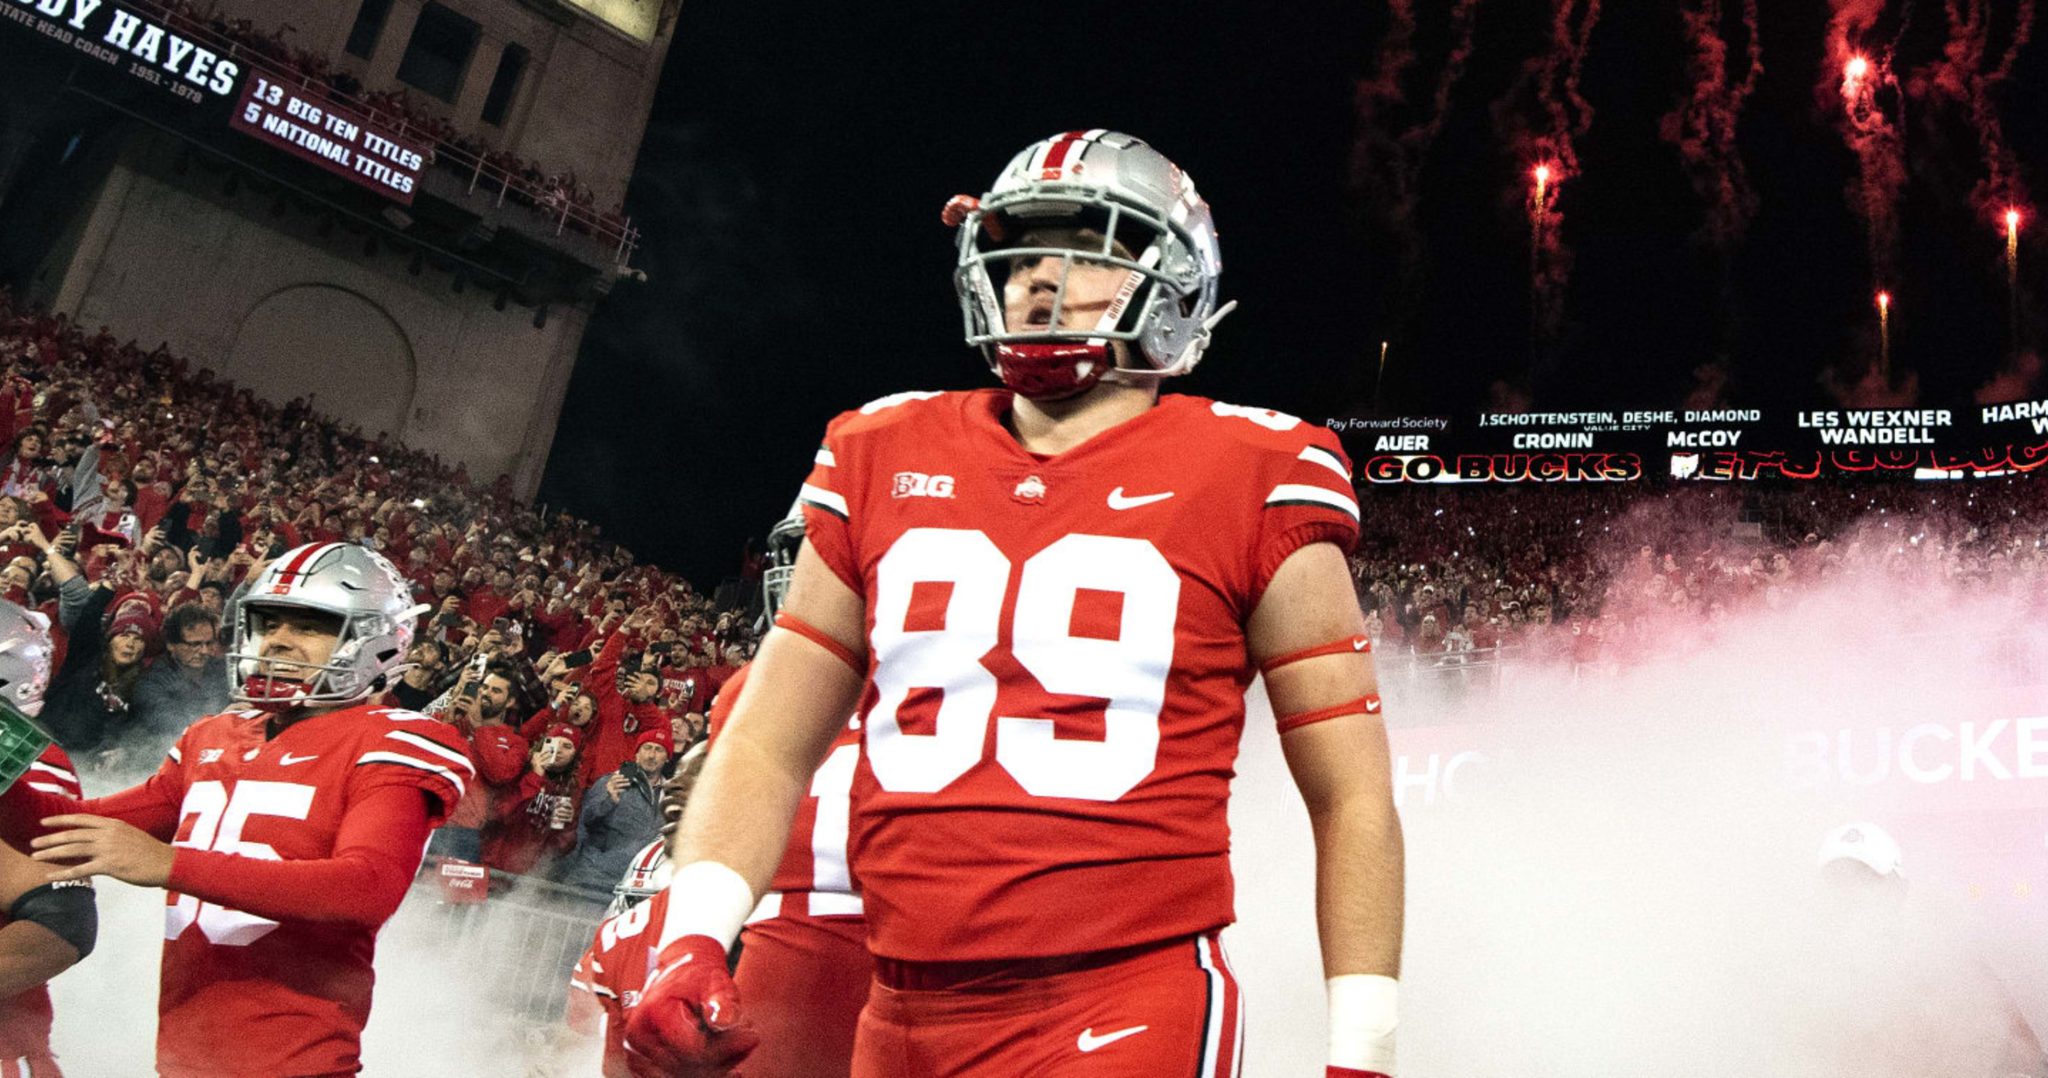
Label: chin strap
xmin=992 ymin=342 xmax=1112 ymax=401
xmin=239 ymin=674 xmax=314 ymax=713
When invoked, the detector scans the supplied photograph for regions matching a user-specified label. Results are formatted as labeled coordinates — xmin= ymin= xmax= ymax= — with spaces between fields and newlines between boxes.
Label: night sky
xmin=537 ymin=0 xmax=2047 ymax=585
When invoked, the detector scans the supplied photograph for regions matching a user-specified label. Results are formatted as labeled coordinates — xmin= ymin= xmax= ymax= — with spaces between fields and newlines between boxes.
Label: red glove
xmin=622 ymin=934 xmax=760 ymax=1078
xmin=1328 ymin=1069 xmax=1393 ymax=1078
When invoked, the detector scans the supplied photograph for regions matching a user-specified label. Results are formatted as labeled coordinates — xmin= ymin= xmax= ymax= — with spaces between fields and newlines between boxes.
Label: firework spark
xmin=1922 ymin=0 xmax=2038 ymax=227
xmin=1821 ymin=1 xmax=1907 ymax=285
xmin=2006 ymin=208 xmax=2024 ymax=356
xmin=1492 ymin=0 xmax=1602 ymax=372
xmin=1877 ymin=289 xmax=1894 ymax=381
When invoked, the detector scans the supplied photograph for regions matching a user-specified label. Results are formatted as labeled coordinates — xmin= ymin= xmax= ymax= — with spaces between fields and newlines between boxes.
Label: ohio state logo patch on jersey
xmin=892 ymin=472 xmax=955 ymax=499
xmin=1012 ymin=474 xmax=1047 ymax=505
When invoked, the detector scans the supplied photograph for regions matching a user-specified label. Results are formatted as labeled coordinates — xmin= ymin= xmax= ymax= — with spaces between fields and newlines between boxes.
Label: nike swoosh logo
xmin=279 ymin=753 xmax=320 ymax=765
xmin=1077 ymin=1025 xmax=1149 ymax=1052
xmin=1365 ymin=698 xmax=1382 ymax=713
xmin=1107 ymin=487 xmax=1174 ymax=510
xmin=1352 ymin=636 xmax=1371 ymax=650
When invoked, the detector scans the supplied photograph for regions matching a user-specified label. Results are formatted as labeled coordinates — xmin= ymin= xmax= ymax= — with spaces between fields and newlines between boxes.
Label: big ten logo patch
xmin=892 ymin=472 xmax=956 ymax=499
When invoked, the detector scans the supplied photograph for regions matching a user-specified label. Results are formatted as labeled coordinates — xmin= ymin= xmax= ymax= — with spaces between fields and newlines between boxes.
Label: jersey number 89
xmin=866 ymin=528 xmax=1180 ymax=802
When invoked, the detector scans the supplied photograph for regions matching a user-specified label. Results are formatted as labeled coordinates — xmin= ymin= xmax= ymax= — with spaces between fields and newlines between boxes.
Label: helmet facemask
xmin=762 ymin=503 xmax=806 ymax=619
xmin=230 ymin=604 xmax=390 ymax=712
xmin=950 ymin=132 xmax=1231 ymax=401
xmin=606 ymin=838 xmax=674 ymax=917
xmin=228 ymin=544 xmax=425 ymax=713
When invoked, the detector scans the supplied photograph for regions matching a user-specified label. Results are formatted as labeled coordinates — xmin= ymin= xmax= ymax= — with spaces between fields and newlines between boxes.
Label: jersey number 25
xmin=167 ymin=780 xmax=314 ymax=946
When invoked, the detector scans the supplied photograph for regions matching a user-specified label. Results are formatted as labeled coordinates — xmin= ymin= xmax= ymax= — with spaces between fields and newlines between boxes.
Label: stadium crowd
xmin=0 ymin=285 xmax=750 ymax=891
xmin=1352 ymin=473 xmax=2048 ymax=671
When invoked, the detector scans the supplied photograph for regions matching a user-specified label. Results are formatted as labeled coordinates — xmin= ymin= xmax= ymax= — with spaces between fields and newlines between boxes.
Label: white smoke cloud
xmin=1228 ymin=541 xmax=2048 ymax=1077
xmin=43 ymin=533 xmax=2048 ymax=1077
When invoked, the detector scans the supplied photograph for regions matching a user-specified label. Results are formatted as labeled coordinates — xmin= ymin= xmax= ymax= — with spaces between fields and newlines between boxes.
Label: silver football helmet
xmin=229 ymin=542 xmax=429 ymax=710
xmin=762 ymin=500 xmax=804 ymax=618
xmin=949 ymin=131 xmax=1232 ymax=398
xmin=0 ymin=600 xmax=55 ymax=794
xmin=606 ymin=837 xmax=673 ymax=918
xmin=0 ymin=600 xmax=53 ymax=720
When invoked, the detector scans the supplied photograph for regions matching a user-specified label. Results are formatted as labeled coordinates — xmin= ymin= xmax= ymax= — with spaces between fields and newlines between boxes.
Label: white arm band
xmin=656 ymin=860 xmax=757 ymax=951
xmin=1328 ymin=973 xmax=1399 ymax=1073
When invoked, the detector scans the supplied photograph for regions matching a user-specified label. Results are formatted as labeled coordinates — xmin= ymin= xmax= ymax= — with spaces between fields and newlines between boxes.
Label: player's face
xmin=254 ymin=608 xmax=343 ymax=682
xmin=1002 ymin=237 xmax=1136 ymax=336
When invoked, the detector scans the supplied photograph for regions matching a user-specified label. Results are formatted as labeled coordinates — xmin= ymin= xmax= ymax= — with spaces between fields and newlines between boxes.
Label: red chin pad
xmin=240 ymin=674 xmax=311 ymax=712
xmin=994 ymin=342 xmax=1111 ymax=401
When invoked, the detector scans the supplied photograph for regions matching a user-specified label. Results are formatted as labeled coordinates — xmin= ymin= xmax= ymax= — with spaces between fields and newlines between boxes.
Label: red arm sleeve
xmin=799 ymin=423 xmax=861 ymax=594
xmin=164 ymin=784 xmax=431 ymax=927
xmin=4 ymin=766 xmax=185 ymax=839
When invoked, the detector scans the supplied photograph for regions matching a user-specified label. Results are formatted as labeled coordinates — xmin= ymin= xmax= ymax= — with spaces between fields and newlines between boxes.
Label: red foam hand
xmin=622 ymin=934 xmax=760 ymax=1078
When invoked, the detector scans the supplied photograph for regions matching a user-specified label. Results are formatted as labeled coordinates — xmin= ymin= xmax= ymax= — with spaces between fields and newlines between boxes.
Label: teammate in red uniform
xmin=675 ymin=505 xmax=870 ymax=1078
xmin=577 ymin=515 xmax=871 ymax=1078
xmin=629 ymin=132 xmax=1404 ymax=1077
xmin=568 ymin=839 xmax=676 ymax=1078
xmin=19 ymin=542 xmax=474 ymax=1077
xmin=0 ymin=602 xmax=95 ymax=1078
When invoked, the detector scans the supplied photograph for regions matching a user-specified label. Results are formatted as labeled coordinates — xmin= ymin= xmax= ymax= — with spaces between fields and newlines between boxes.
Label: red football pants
xmin=852 ymin=933 xmax=1243 ymax=1078
xmin=734 ymin=913 xmax=872 ymax=1078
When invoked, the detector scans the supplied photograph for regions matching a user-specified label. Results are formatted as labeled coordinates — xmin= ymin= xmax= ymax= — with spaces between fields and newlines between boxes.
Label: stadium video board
xmin=1332 ymin=397 xmax=2048 ymax=483
xmin=6 ymin=3 xmax=424 ymax=205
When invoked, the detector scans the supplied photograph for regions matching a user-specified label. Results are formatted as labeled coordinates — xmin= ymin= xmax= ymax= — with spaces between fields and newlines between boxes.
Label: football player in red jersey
xmin=628 ymin=132 xmax=1404 ymax=1078
xmin=0 ymin=601 xmax=95 ymax=1078
xmin=18 ymin=542 xmax=475 ymax=1078
xmin=676 ymin=505 xmax=870 ymax=1078
xmin=567 ymin=839 xmax=677 ymax=1078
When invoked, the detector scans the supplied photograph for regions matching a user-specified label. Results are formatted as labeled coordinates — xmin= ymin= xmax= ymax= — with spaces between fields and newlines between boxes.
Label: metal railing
xmin=392 ymin=860 xmax=609 ymax=1024
xmin=131 ymin=0 xmax=641 ymax=265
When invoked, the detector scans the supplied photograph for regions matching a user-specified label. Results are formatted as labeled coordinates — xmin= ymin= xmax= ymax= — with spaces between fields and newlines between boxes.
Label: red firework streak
xmin=1528 ymin=161 xmax=1562 ymax=349
xmin=2005 ymin=208 xmax=2024 ymax=357
xmin=1876 ymin=289 xmax=1893 ymax=382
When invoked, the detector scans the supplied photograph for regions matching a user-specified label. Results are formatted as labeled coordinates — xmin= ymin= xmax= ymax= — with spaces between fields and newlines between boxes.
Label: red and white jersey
xmin=154 ymin=705 xmax=472 ymax=1077
xmin=568 ymin=889 xmax=671 ymax=1078
xmin=0 ymin=746 xmax=81 ymax=1063
xmin=16 ymin=747 xmax=81 ymax=802
xmin=799 ymin=390 xmax=1359 ymax=961
xmin=707 ymin=665 xmax=863 ymax=922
